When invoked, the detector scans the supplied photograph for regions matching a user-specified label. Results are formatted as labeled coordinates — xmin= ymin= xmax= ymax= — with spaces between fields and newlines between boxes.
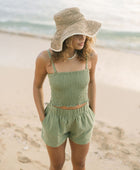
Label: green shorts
xmin=41 ymin=102 xmax=95 ymax=148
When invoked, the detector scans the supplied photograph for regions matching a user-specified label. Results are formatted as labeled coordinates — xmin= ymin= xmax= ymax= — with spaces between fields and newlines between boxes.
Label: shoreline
xmin=0 ymin=31 xmax=140 ymax=92
xmin=0 ymin=29 xmax=139 ymax=56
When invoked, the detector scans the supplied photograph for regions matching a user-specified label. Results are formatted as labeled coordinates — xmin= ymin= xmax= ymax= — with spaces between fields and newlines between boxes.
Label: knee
xmin=72 ymin=160 xmax=85 ymax=169
xmin=50 ymin=162 xmax=64 ymax=170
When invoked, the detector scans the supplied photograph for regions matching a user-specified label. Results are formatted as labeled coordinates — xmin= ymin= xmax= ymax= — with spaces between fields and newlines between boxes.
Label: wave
xmin=99 ymin=29 xmax=140 ymax=39
xmin=0 ymin=20 xmax=140 ymax=54
xmin=0 ymin=20 xmax=55 ymax=32
xmin=0 ymin=19 xmax=140 ymax=36
xmin=0 ymin=29 xmax=53 ymax=40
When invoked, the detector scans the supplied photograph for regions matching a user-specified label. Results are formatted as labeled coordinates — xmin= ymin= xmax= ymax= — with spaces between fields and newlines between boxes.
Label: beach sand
xmin=0 ymin=32 xmax=140 ymax=170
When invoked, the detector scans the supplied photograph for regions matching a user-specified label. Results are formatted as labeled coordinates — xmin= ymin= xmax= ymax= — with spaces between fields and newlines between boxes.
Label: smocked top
xmin=47 ymin=49 xmax=90 ymax=107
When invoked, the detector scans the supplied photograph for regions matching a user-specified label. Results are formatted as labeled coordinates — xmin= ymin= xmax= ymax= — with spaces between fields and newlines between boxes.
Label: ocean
xmin=0 ymin=0 xmax=140 ymax=54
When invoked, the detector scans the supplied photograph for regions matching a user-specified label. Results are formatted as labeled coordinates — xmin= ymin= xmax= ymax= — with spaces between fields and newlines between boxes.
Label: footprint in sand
xmin=28 ymin=137 xmax=41 ymax=148
xmin=121 ymin=148 xmax=130 ymax=155
xmin=17 ymin=153 xmax=49 ymax=169
xmin=104 ymin=152 xmax=116 ymax=160
xmin=3 ymin=122 xmax=15 ymax=128
xmin=25 ymin=124 xmax=32 ymax=129
xmin=25 ymin=124 xmax=41 ymax=132
xmin=15 ymin=128 xmax=41 ymax=148
xmin=96 ymin=120 xmax=106 ymax=127
xmin=130 ymin=161 xmax=140 ymax=170
xmin=36 ymin=127 xmax=41 ymax=131
xmin=0 ymin=139 xmax=6 ymax=153
xmin=34 ymin=160 xmax=49 ymax=169
xmin=18 ymin=155 xmax=32 ymax=163
xmin=17 ymin=151 xmax=32 ymax=164
xmin=113 ymin=127 xmax=125 ymax=139
xmin=14 ymin=128 xmax=28 ymax=140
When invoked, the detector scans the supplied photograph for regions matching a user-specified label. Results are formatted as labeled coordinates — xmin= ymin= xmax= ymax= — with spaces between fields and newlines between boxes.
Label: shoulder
xmin=36 ymin=49 xmax=50 ymax=61
xmin=35 ymin=49 xmax=51 ymax=66
xmin=88 ymin=48 xmax=98 ymax=65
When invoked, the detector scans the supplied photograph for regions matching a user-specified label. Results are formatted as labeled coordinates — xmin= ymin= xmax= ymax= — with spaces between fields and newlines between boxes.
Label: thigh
xmin=69 ymin=108 xmax=95 ymax=145
xmin=46 ymin=139 xmax=67 ymax=164
xmin=69 ymin=138 xmax=90 ymax=162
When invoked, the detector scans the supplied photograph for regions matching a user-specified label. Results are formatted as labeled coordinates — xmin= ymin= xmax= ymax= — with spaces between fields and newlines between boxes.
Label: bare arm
xmin=33 ymin=53 xmax=48 ymax=123
xmin=88 ymin=50 xmax=98 ymax=114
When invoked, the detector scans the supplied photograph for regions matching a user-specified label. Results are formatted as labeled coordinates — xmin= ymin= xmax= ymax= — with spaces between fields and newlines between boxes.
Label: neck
xmin=65 ymin=49 xmax=76 ymax=59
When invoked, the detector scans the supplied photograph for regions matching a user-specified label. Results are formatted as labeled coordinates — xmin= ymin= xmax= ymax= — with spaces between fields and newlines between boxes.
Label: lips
xmin=78 ymin=42 xmax=84 ymax=46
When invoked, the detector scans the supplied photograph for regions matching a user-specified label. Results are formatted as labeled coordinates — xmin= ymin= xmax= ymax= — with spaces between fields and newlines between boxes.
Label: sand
xmin=0 ymin=32 xmax=140 ymax=170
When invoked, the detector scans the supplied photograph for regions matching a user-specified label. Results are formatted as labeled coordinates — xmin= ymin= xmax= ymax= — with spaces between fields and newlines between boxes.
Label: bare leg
xmin=46 ymin=139 xmax=67 ymax=170
xmin=69 ymin=139 xmax=90 ymax=170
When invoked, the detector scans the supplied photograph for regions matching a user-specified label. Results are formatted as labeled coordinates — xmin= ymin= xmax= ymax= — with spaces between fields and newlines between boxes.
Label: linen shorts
xmin=41 ymin=102 xmax=95 ymax=147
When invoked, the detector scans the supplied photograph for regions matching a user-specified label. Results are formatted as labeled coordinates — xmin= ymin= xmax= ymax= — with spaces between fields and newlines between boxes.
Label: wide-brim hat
xmin=50 ymin=7 xmax=102 ymax=52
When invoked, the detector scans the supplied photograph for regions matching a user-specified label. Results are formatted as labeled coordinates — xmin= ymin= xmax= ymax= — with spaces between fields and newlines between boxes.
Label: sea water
xmin=0 ymin=0 xmax=140 ymax=54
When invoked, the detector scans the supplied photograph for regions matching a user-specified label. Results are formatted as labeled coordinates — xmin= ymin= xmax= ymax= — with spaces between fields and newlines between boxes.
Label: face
xmin=72 ymin=35 xmax=87 ymax=50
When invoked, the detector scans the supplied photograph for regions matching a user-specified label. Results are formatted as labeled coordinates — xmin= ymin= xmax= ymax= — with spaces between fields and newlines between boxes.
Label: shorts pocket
xmin=42 ymin=105 xmax=49 ymax=126
xmin=88 ymin=107 xmax=95 ymax=121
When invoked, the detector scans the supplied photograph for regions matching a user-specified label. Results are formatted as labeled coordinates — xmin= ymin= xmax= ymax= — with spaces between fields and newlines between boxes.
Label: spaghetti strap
xmin=47 ymin=49 xmax=57 ymax=73
xmin=85 ymin=55 xmax=88 ymax=69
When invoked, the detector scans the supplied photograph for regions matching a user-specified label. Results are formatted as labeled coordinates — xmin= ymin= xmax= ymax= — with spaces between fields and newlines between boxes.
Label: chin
xmin=76 ymin=46 xmax=84 ymax=50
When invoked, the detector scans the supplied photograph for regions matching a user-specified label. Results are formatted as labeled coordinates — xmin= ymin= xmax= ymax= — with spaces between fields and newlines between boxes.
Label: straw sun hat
xmin=50 ymin=7 xmax=102 ymax=52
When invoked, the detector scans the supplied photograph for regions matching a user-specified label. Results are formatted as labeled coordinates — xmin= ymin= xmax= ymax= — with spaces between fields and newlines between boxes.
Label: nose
xmin=80 ymin=35 xmax=85 ymax=39
xmin=80 ymin=35 xmax=86 ymax=40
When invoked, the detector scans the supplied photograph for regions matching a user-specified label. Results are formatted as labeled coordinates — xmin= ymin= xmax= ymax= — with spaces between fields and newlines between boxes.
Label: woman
xmin=33 ymin=7 xmax=101 ymax=170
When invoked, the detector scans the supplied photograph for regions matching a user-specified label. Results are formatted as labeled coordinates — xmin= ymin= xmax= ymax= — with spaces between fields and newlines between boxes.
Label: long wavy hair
xmin=51 ymin=35 xmax=96 ymax=63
